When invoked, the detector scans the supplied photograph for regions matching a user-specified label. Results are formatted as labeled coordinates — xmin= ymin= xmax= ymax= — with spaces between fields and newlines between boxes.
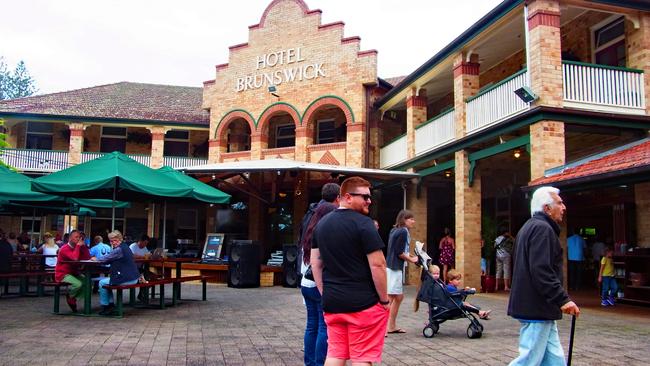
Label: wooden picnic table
xmin=59 ymin=260 xmax=108 ymax=315
xmin=136 ymin=257 xmax=200 ymax=300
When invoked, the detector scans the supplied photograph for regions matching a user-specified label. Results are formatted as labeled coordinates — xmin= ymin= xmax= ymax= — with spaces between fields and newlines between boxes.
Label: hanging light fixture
xmin=513 ymin=149 xmax=521 ymax=159
xmin=444 ymin=170 xmax=452 ymax=178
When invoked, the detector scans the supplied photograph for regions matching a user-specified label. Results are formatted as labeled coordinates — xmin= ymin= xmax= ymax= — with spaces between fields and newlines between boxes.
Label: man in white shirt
xmin=129 ymin=235 xmax=151 ymax=259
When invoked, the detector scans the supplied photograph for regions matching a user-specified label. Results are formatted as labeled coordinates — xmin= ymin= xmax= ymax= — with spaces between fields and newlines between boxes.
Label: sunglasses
xmin=347 ymin=192 xmax=372 ymax=201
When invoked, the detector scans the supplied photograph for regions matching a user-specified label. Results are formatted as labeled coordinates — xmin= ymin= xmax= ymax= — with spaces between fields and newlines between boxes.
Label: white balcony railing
xmin=415 ymin=109 xmax=455 ymax=155
xmin=0 ymin=148 xmax=70 ymax=172
xmin=379 ymin=134 xmax=407 ymax=169
xmin=563 ymin=61 xmax=646 ymax=114
xmin=80 ymin=152 xmax=105 ymax=163
xmin=80 ymin=152 xmax=150 ymax=166
xmin=163 ymin=156 xmax=208 ymax=169
xmin=466 ymin=69 xmax=530 ymax=134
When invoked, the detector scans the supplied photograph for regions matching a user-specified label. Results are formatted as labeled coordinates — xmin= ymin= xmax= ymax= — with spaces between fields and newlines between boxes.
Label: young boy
xmin=598 ymin=246 xmax=618 ymax=306
xmin=447 ymin=269 xmax=491 ymax=319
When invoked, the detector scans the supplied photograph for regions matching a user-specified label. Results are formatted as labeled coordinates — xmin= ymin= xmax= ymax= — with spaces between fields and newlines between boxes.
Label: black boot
xmin=99 ymin=303 xmax=115 ymax=316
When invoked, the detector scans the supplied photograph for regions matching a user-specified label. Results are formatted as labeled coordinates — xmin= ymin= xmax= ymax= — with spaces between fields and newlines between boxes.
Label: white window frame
xmin=316 ymin=118 xmax=336 ymax=144
xmin=25 ymin=122 xmax=54 ymax=149
xmin=591 ymin=15 xmax=625 ymax=64
xmin=275 ymin=123 xmax=295 ymax=148
xmin=21 ymin=217 xmax=41 ymax=244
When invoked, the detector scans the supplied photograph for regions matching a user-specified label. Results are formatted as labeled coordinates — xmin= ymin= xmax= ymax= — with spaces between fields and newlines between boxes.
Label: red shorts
xmin=324 ymin=303 xmax=389 ymax=363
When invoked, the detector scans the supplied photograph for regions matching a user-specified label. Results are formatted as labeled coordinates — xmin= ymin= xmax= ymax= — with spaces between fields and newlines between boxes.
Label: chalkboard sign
xmin=202 ymin=233 xmax=225 ymax=260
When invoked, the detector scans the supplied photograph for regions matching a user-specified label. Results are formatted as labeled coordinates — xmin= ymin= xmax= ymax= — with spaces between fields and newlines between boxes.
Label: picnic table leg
xmin=53 ymin=286 xmax=61 ymax=313
xmin=116 ymin=289 xmax=123 ymax=317
xmin=175 ymin=262 xmax=182 ymax=300
xmin=129 ymin=288 xmax=136 ymax=305
xmin=19 ymin=276 xmax=26 ymax=296
xmin=202 ymin=279 xmax=207 ymax=301
xmin=159 ymin=284 xmax=165 ymax=309
xmin=151 ymin=284 xmax=155 ymax=299
xmin=172 ymin=282 xmax=177 ymax=307
xmin=83 ymin=268 xmax=92 ymax=315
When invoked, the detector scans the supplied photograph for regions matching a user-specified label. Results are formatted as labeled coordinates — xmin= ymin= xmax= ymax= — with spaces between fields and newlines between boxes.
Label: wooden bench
xmin=1 ymin=271 xmax=53 ymax=296
xmin=102 ymin=275 xmax=217 ymax=317
xmin=41 ymin=281 xmax=70 ymax=313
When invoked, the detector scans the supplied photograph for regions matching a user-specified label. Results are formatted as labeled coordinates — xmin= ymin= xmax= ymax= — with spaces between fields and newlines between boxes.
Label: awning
xmin=181 ymin=158 xmax=419 ymax=183
xmin=526 ymin=138 xmax=650 ymax=191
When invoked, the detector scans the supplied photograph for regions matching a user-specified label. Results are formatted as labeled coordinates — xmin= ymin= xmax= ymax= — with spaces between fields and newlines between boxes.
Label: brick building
xmin=1 ymin=0 xmax=650 ymax=295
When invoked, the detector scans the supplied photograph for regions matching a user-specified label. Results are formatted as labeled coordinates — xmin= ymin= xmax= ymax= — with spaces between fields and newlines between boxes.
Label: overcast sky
xmin=1 ymin=0 xmax=502 ymax=95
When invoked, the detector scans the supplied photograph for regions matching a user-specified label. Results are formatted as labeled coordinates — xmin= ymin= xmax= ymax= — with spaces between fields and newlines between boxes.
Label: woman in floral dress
xmin=438 ymin=227 xmax=455 ymax=283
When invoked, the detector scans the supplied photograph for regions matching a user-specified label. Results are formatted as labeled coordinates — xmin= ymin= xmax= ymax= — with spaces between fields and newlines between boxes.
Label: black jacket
xmin=386 ymin=227 xmax=408 ymax=270
xmin=507 ymin=212 xmax=570 ymax=320
xmin=100 ymin=242 xmax=140 ymax=285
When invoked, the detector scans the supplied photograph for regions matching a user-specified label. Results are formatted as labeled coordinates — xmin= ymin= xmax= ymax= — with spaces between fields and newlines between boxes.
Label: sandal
xmin=386 ymin=328 xmax=407 ymax=334
xmin=479 ymin=310 xmax=492 ymax=320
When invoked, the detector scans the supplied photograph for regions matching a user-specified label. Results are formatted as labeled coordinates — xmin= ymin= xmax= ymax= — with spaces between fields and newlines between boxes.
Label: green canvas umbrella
xmin=0 ymin=165 xmax=61 ymax=203
xmin=157 ymin=166 xmax=230 ymax=204
xmin=31 ymin=151 xmax=194 ymax=231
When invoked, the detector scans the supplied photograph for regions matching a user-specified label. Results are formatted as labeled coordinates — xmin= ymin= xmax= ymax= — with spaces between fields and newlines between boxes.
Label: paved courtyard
xmin=1 ymin=284 xmax=649 ymax=365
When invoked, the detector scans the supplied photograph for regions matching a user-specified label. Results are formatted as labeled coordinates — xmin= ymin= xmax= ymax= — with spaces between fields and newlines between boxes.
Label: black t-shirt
xmin=312 ymin=208 xmax=385 ymax=313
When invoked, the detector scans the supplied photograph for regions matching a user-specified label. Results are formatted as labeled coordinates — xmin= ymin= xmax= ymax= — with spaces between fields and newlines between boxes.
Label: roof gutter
xmin=374 ymin=0 xmax=524 ymax=110
xmin=590 ymin=0 xmax=650 ymax=11
xmin=524 ymin=165 xmax=650 ymax=192
xmin=0 ymin=111 xmax=209 ymax=129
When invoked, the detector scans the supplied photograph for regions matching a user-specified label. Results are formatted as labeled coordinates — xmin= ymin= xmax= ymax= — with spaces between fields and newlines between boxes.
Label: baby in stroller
xmin=413 ymin=243 xmax=486 ymax=339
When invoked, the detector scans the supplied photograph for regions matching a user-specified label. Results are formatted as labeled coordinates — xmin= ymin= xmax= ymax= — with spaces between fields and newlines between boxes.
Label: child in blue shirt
xmin=447 ymin=269 xmax=491 ymax=319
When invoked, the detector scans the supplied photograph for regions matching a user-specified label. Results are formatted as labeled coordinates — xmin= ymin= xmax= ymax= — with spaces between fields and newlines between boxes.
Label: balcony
xmin=379 ymin=134 xmax=407 ymax=169
xmin=415 ymin=109 xmax=455 ymax=156
xmin=466 ymin=69 xmax=531 ymax=134
xmin=0 ymin=148 xmax=70 ymax=172
xmin=1 ymin=149 xmax=207 ymax=172
xmin=563 ymin=61 xmax=646 ymax=115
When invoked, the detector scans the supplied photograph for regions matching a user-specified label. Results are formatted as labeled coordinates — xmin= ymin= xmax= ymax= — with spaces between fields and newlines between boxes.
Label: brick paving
xmin=1 ymin=284 xmax=649 ymax=365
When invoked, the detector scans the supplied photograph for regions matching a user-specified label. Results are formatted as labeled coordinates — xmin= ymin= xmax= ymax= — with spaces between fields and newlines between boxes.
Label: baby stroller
xmin=414 ymin=243 xmax=484 ymax=339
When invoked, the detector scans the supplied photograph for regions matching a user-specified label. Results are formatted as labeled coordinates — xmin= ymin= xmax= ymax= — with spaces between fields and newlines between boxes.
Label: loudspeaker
xmin=228 ymin=240 xmax=260 ymax=288
xmin=283 ymin=244 xmax=299 ymax=288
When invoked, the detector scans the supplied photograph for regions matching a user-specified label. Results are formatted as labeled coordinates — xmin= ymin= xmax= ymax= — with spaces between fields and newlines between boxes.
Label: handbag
xmin=304 ymin=265 xmax=314 ymax=281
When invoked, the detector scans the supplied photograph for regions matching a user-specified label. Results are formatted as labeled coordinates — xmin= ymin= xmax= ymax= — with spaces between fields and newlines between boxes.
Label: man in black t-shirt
xmin=311 ymin=176 xmax=389 ymax=365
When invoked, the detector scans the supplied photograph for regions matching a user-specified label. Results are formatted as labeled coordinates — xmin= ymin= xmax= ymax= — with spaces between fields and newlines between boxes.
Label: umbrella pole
xmin=162 ymin=201 xmax=167 ymax=250
xmin=30 ymin=208 xmax=36 ymax=251
xmin=111 ymin=185 xmax=116 ymax=231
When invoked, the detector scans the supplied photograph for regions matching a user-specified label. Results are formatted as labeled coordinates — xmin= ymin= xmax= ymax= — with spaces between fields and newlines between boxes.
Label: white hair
xmin=530 ymin=186 xmax=560 ymax=217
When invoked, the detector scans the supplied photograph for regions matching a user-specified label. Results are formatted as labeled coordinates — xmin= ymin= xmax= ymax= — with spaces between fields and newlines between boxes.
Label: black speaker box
xmin=228 ymin=240 xmax=261 ymax=288
xmin=283 ymin=244 xmax=299 ymax=288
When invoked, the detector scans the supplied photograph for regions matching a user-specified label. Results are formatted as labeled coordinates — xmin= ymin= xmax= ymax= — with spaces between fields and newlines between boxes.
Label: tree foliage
xmin=0 ymin=118 xmax=10 ymax=168
xmin=0 ymin=57 xmax=38 ymax=100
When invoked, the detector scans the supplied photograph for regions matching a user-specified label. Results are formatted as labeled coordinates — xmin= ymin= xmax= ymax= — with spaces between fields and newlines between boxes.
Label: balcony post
xmin=147 ymin=126 xmax=169 ymax=169
xmin=346 ymin=122 xmax=365 ymax=167
xmin=208 ymin=139 xmax=221 ymax=163
xmin=527 ymin=0 xmax=563 ymax=108
xmin=250 ymin=132 xmax=266 ymax=160
xmin=453 ymin=53 xmax=480 ymax=138
xmin=406 ymin=88 xmax=427 ymax=159
xmin=67 ymin=122 xmax=87 ymax=166
xmin=454 ymin=150 xmax=481 ymax=290
xmin=626 ymin=12 xmax=650 ymax=114
xmin=295 ymin=126 xmax=310 ymax=162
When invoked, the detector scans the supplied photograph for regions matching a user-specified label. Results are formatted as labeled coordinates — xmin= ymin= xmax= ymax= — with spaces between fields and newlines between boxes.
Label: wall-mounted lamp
xmin=513 ymin=149 xmax=521 ymax=159
xmin=268 ymin=85 xmax=280 ymax=98
xmin=514 ymin=86 xmax=538 ymax=103
xmin=444 ymin=170 xmax=452 ymax=178
xmin=211 ymin=174 xmax=216 ymax=181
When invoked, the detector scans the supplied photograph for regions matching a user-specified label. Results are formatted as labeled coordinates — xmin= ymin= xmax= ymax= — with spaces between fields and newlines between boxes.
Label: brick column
xmin=405 ymin=181 xmax=427 ymax=285
xmin=67 ymin=122 xmax=87 ymax=165
xmin=529 ymin=121 xmax=565 ymax=180
xmin=626 ymin=12 xmax=650 ymax=114
xmin=635 ymin=182 xmax=650 ymax=246
xmin=294 ymin=126 xmax=311 ymax=162
xmin=406 ymin=89 xmax=428 ymax=159
xmin=528 ymin=0 xmax=563 ymax=108
xmin=453 ymin=53 xmax=480 ymax=138
xmin=147 ymin=126 xmax=168 ymax=169
xmin=250 ymin=133 xmax=267 ymax=160
xmin=208 ymin=139 xmax=220 ymax=163
xmin=454 ymin=150 xmax=481 ymax=290
xmin=345 ymin=122 xmax=365 ymax=167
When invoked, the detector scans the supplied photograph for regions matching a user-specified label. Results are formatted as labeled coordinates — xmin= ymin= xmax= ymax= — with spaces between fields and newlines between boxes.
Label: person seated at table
xmin=90 ymin=236 xmax=112 ymax=293
xmin=54 ymin=230 xmax=91 ymax=312
xmin=0 ymin=234 xmax=12 ymax=273
xmin=37 ymin=232 xmax=59 ymax=269
xmin=94 ymin=230 xmax=140 ymax=316
xmin=129 ymin=235 xmax=154 ymax=302
xmin=7 ymin=232 xmax=18 ymax=253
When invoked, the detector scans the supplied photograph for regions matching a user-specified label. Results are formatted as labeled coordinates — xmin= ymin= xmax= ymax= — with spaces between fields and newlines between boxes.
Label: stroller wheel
xmin=422 ymin=323 xmax=438 ymax=338
xmin=467 ymin=323 xmax=482 ymax=339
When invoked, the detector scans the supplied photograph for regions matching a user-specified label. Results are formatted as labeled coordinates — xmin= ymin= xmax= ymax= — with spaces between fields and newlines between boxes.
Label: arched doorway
xmin=225 ymin=118 xmax=251 ymax=152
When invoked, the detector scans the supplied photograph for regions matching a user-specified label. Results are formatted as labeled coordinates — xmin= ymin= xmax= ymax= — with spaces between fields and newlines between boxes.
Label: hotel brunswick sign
xmin=235 ymin=47 xmax=326 ymax=92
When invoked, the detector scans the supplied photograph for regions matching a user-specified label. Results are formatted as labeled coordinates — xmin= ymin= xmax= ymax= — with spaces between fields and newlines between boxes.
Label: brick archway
xmin=257 ymin=103 xmax=301 ymax=135
xmin=302 ymin=96 xmax=354 ymax=131
xmin=215 ymin=110 xmax=256 ymax=139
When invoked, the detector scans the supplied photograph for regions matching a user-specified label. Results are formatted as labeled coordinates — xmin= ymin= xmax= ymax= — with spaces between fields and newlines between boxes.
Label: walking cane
xmin=567 ymin=315 xmax=576 ymax=366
